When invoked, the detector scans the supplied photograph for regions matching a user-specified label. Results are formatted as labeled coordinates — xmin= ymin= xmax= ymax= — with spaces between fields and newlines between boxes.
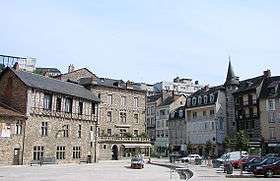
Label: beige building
xmin=56 ymin=66 xmax=150 ymax=160
xmin=0 ymin=67 xmax=100 ymax=165
xmin=0 ymin=102 xmax=26 ymax=165
xmin=259 ymin=76 xmax=280 ymax=153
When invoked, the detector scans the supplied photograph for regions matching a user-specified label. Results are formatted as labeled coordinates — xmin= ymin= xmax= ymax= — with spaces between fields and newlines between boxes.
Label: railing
xmin=98 ymin=136 xmax=150 ymax=143
xmin=30 ymin=107 xmax=96 ymax=121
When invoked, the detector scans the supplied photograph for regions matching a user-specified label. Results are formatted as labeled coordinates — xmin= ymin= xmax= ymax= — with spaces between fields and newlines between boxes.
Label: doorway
xmin=112 ymin=145 xmax=118 ymax=160
xmin=13 ymin=148 xmax=20 ymax=165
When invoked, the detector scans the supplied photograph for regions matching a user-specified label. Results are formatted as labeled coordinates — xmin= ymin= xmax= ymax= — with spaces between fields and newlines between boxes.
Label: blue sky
xmin=0 ymin=0 xmax=280 ymax=85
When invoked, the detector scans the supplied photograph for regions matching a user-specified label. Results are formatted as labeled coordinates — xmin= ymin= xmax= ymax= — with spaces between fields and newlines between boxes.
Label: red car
xmin=231 ymin=156 xmax=260 ymax=169
xmin=253 ymin=160 xmax=280 ymax=178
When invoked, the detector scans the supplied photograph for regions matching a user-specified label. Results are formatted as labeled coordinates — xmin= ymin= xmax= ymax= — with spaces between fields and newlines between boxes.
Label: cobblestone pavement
xmin=0 ymin=160 xmax=180 ymax=181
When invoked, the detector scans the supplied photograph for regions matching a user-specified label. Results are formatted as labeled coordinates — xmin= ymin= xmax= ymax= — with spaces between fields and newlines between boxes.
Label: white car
xmin=216 ymin=151 xmax=248 ymax=163
xmin=181 ymin=154 xmax=202 ymax=163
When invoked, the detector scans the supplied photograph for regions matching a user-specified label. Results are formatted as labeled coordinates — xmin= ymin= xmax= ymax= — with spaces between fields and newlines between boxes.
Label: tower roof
xmin=225 ymin=59 xmax=239 ymax=86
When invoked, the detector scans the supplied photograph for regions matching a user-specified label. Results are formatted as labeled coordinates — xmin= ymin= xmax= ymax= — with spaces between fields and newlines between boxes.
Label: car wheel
xmin=265 ymin=170 xmax=273 ymax=178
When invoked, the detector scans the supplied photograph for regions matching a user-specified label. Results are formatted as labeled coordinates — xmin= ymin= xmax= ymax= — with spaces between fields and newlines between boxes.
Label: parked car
xmin=242 ymin=156 xmax=262 ymax=170
xmin=231 ymin=155 xmax=261 ymax=169
xmin=246 ymin=157 xmax=280 ymax=172
xmin=253 ymin=160 xmax=280 ymax=178
xmin=216 ymin=151 xmax=248 ymax=163
xmin=131 ymin=157 xmax=144 ymax=169
xmin=180 ymin=154 xmax=202 ymax=163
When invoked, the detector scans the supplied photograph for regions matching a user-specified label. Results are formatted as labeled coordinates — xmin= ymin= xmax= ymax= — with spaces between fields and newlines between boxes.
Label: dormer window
xmin=187 ymin=98 xmax=191 ymax=107
xmin=198 ymin=96 xmax=202 ymax=105
xmin=179 ymin=110 xmax=184 ymax=117
xmin=171 ymin=112 xmax=175 ymax=118
xmin=192 ymin=97 xmax=197 ymax=105
xmin=210 ymin=94 xmax=215 ymax=103
xmin=204 ymin=95 xmax=208 ymax=104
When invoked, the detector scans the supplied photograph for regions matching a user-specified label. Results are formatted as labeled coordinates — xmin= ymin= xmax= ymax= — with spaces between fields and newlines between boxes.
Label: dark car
xmin=131 ymin=157 xmax=144 ymax=169
xmin=253 ymin=160 xmax=280 ymax=178
xmin=242 ymin=156 xmax=262 ymax=170
xmin=246 ymin=157 xmax=280 ymax=172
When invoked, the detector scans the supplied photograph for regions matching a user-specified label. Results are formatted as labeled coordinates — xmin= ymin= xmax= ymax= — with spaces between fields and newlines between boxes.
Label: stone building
xmin=168 ymin=106 xmax=187 ymax=154
xmin=185 ymin=86 xmax=226 ymax=156
xmin=258 ymin=76 xmax=280 ymax=153
xmin=0 ymin=67 xmax=100 ymax=165
xmin=155 ymin=93 xmax=186 ymax=157
xmin=0 ymin=101 xmax=27 ymax=165
xmin=56 ymin=66 xmax=150 ymax=160
xmin=35 ymin=67 xmax=61 ymax=77
xmin=146 ymin=94 xmax=161 ymax=144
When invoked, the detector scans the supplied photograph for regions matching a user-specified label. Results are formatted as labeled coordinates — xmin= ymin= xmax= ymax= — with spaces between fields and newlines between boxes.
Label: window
xmin=192 ymin=97 xmax=197 ymax=105
xmin=56 ymin=146 xmax=66 ymax=160
xmin=98 ymin=93 xmax=101 ymax=99
xmin=204 ymin=96 xmax=208 ymax=104
xmin=192 ymin=112 xmax=197 ymax=118
xmin=211 ymin=122 xmax=215 ymax=130
xmin=41 ymin=122 xmax=48 ymax=136
xmin=203 ymin=111 xmax=206 ymax=117
xmin=78 ymin=124 xmax=82 ymax=138
xmin=121 ymin=96 xmax=126 ymax=106
xmin=78 ymin=101 xmax=83 ymax=115
xmin=65 ymin=97 xmax=73 ymax=113
xmin=107 ymin=129 xmax=112 ymax=136
xmin=56 ymin=97 xmax=62 ymax=112
xmin=267 ymin=99 xmax=275 ymax=110
xmin=187 ymin=98 xmax=191 ymax=107
xmin=103 ymin=145 xmax=107 ymax=149
xmin=269 ymin=127 xmax=275 ymax=139
xmin=204 ymin=123 xmax=208 ymax=130
xmin=134 ymin=130 xmax=139 ymax=137
xmin=73 ymin=146 xmax=81 ymax=159
xmin=134 ymin=97 xmax=139 ymax=107
xmin=33 ymin=146 xmax=44 ymax=161
xmin=120 ymin=112 xmax=127 ymax=123
xmin=63 ymin=125 xmax=69 ymax=137
xmin=0 ymin=123 xmax=11 ymax=137
xmin=210 ymin=94 xmax=215 ymax=103
xmin=107 ymin=111 xmax=112 ymax=122
xmin=120 ymin=129 xmax=127 ymax=137
xmin=92 ymin=102 xmax=96 ymax=114
xmin=107 ymin=94 xmax=112 ymax=105
xmin=43 ymin=94 xmax=52 ymax=110
xmin=219 ymin=119 xmax=224 ymax=131
xmin=134 ymin=114 xmax=139 ymax=123
xmin=210 ymin=110 xmax=215 ymax=116
xmin=198 ymin=96 xmax=202 ymax=104
xmin=15 ymin=120 xmax=23 ymax=135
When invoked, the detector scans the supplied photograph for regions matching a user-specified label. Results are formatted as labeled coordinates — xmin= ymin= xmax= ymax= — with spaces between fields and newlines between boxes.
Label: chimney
xmin=263 ymin=70 xmax=271 ymax=78
xmin=68 ymin=64 xmax=75 ymax=73
xmin=195 ymin=80 xmax=199 ymax=85
xmin=126 ymin=80 xmax=133 ymax=89
xmin=204 ymin=85 xmax=209 ymax=91
xmin=13 ymin=62 xmax=20 ymax=70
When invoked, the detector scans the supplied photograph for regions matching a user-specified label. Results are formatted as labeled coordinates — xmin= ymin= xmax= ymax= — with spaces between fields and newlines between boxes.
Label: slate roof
xmin=169 ymin=106 xmax=185 ymax=120
xmin=147 ymin=94 xmax=161 ymax=103
xmin=186 ymin=85 xmax=224 ymax=108
xmin=225 ymin=61 xmax=239 ymax=86
xmin=0 ymin=102 xmax=26 ymax=118
xmin=6 ymin=68 xmax=100 ymax=102
xmin=233 ymin=75 xmax=264 ymax=94
xmin=260 ymin=76 xmax=280 ymax=98
xmin=158 ymin=95 xmax=181 ymax=107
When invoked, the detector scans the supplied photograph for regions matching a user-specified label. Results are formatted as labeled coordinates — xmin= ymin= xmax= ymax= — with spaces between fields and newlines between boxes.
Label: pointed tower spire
xmin=225 ymin=57 xmax=239 ymax=86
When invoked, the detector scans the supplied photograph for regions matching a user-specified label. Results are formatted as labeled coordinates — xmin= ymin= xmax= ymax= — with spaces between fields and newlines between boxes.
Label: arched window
xmin=192 ymin=97 xmax=197 ymax=105
xmin=204 ymin=95 xmax=208 ymax=104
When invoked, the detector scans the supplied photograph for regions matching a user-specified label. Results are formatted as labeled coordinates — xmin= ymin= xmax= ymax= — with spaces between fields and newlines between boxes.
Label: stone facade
xmin=57 ymin=67 xmax=150 ymax=160
xmin=0 ymin=68 xmax=99 ymax=165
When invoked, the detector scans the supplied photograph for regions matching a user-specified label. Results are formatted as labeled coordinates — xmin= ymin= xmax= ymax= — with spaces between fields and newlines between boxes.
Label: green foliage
xmin=205 ymin=140 xmax=214 ymax=156
xmin=139 ymin=132 xmax=148 ymax=138
xmin=33 ymin=69 xmax=43 ymax=75
xmin=235 ymin=130 xmax=249 ymax=151
xmin=223 ymin=136 xmax=232 ymax=150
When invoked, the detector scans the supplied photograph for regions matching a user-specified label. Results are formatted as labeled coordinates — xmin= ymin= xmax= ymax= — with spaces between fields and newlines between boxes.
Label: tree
xmin=187 ymin=142 xmax=193 ymax=154
xmin=205 ymin=140 xmax=214 ymax=157
xmin=223 ymin=136 xmax=232 ymax=151
xmin=235 ymin=130 xmax=249 ymax=151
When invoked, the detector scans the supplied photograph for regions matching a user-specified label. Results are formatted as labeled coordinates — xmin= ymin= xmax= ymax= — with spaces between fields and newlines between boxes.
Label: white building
xmin=0 ymin=55 xmax=36 ymax=72
xmin=185 ymin=86 xmax=226 ymax=156
xmin=155 ymin=93 xmax=186 ymax=156
xmin=153 ymin=77 xmax=204 ymax=96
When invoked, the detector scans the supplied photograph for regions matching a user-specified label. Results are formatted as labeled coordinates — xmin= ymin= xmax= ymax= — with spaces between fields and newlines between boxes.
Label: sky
xmin=0 ymin=0 xmax=280 ymax=86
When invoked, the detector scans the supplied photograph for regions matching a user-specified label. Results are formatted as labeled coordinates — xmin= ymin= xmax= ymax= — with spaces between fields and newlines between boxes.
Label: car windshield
xmin=132 ymin=158 xmax=142 ymax=162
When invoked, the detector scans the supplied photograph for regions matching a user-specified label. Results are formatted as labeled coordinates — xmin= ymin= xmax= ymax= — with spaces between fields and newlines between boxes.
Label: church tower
xmin=224 ymin=58 xmax=239 ymax=137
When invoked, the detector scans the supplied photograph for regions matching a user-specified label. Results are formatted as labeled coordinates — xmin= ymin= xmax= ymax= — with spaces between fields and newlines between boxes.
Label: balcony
xmin=30 ymin=107 xmax=96 ymax=121
xmin=98 ymin=136 xmax=150 ymax=143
